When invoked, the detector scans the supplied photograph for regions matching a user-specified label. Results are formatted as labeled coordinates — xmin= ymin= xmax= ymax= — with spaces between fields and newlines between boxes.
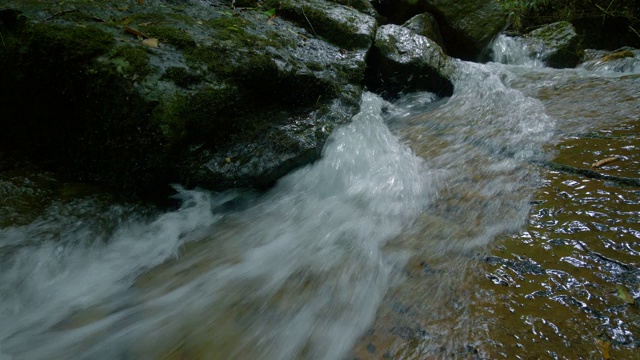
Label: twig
xmin=300 ymin=6 xmax=317 ymax=37
xmin=123 ymin=25 xmax=149 ymax=39
xmin=0 ymin=32 xmax=5 ymax=48
xmin=44 ymin=8 xmax=79 ymax=21
xmin=630 ymin=25 xmax=640 ymax=40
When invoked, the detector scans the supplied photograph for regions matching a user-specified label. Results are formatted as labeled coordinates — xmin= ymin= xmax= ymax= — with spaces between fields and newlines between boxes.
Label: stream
xmin=1 ymin=37 xmax=639 ymax=359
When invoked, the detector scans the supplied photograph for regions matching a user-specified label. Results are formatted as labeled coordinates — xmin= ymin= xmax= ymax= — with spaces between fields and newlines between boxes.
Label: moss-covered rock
xmin=366 ymin=24 xmax=454 ymax=98
xmin=578 ymin=48 xmax=639 ymax=73
xmin=525 ymin=21 xmax=583 ymax=68
xmin=264 ymin=0 xmax=377 ymax=50
xmin=402 ymin=12 xmax=445 ymax=50
xmin=0 ymin=0 xmax=369 ymax=193
xmin=370 ymin=0 xmax=506 ymax=61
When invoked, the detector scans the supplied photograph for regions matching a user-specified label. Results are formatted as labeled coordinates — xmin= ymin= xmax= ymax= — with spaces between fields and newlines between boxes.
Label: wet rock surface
xmin=365 ymin=24 xmax=454 ymax=98
xmin=401 ymin=12 xmax=445 ymax=50
xmin=0 ymin=0 xmax=374 ymax=192
xmin=579 ymin=48 xmax=639 ymax=73
xmin=371 ymin=0 xmax=506 ymax=61
xmin=499 ymin=21 xmax=583 ymax=68
xmin=472 ymin=121 xmax=640 ymax=359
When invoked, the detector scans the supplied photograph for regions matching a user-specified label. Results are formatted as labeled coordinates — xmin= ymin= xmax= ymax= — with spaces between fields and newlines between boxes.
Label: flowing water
xmin=1 ymin=38 xmax=639 ymax=360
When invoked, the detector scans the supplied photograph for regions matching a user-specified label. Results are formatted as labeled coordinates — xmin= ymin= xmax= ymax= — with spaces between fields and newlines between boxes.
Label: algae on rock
xmin=0 ymin=0 xmax=373 ymax=192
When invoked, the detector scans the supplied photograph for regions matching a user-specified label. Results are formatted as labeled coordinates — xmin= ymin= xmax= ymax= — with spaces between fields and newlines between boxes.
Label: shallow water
xmin=1 ymin=40 xmax=639 ymax=360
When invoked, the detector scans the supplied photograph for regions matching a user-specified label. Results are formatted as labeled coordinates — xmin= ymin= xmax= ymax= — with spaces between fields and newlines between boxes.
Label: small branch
xmin=123 ymin=25 xmax=149 ymax=39
xmin=630 ymin=25 xmax=640 ymax=40
xmin=44 ymin=8 xmax=79 ymax=21
xmin=300 ymin=6 xmax=317 ymax=37
xmin=0 ymin=32 xmax=5 ymax=48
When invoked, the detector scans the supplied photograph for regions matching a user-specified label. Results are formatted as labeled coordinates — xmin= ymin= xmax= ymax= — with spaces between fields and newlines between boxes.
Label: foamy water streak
xmin=389 ymin=61 xmax=555 ymax=254
xmin=0 ymin=93 xmax=433 ymax=360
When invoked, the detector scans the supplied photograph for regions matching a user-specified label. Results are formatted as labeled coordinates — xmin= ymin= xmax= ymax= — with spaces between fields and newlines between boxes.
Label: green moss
xmin=601 ymin=50 xmax=635 ymax=62
xmin=186 ymin=45 xmax=234 ymax=76
xmin=205 ymin=16 xmax=279 ymax=47
xmin=129 ymin=12 xmax=169 ymax=25
xmin=106 ymin=44 xmax=151 ymax=77
xmin=162 ymin=66 xmax=201 ymax=88
xmin=27 ymin=23 xmax=114 ymax=61
xmin=139 ymin=25 xmax=195 ymax=49
xmin=152 ymin=93 xmax=189 ymax=142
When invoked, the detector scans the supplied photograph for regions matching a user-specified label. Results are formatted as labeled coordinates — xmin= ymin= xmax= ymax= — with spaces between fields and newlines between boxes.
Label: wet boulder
xmin=402 ymin=13 xmax=445 ymax=50
xmin=0 ymin=0 xmax=375 ymax=193
xmin=365 ymin=24 xmax=454 ymax=98
xmin=523 ymin=21 xmax=583 ymax=68
xmin=329 ymin=0 xmax=379 ymax=18
xmin=264 ymin=0 xmax=377 ymax=49
xmin=579 ymin=48 xmax=639 ymax=73
xmin=421 ymin=0 xmax=506 ymax=60
xmin=370 ymin=0 xmax=506 ymax=61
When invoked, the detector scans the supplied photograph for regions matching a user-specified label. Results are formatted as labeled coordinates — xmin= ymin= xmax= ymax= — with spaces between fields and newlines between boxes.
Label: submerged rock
xmin=0 ymin=0 xmax=374 ymax=192
xmin=366 ymin=24 xmax=454 ymax=98
xmin=579 ymin=48 xmax=639 ymax=73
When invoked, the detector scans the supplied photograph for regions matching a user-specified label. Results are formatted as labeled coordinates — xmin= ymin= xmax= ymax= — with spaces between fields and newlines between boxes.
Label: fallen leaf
xmin=591 ymin=156 xmax=618 ymax=168
xmin=138 ymin=0 xmax=144 ymax=5
xmin=595 ymin=339 xmax=611 ymax=360
xmin=123 ymin=25 xmax=148 ymax=39
xmin=262 ymin=8 xmax=276 ymax=17
xmin=142 ymin=38 xmax=159 ymax=47
xmin=616 ymin=285 xmax=635 ymax=304
xmin=225 ymin=157 xmax=232 ymax=163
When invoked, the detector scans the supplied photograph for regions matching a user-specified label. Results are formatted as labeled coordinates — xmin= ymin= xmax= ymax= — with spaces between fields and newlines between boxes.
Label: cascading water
xmin=2 ymin=35 xmax=639 ymax=359
xmin=491 ymin=34 xmax=546 ymax=68
xmin=1 ymin=93 xmax=433 ymax=360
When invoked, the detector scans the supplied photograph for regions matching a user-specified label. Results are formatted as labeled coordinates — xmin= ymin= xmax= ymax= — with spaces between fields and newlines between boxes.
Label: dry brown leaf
xmin=591 ymin=156 xmax=618 ymax=168
xmin=138 ymin=0 xmax=144 ymax=5
xmin=123 ymin=25 xmax=148 ymax=39
xmin=596 ymin=339 xmax=611 ymax=360
xmin=142 ymin=38 xmax=159 ymax=47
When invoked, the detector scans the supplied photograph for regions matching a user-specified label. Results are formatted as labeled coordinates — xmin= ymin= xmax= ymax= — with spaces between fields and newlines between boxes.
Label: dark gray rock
xmin=365 ymin=24 xmax=454 ymax=98
xmin=264 ymin=0 xmax=377 ymax=49
xmin=329 ymin=0 xmax=379 ymax=18
xmin=421 ymin=0 xmax=506 ymax=60
xmin=0 ymin=0 xmax=374 ymax=193
xmin=369 ymin=0 xmax=506 ymax=60
xmin=402 ymin=13 xmax=445 ymax=50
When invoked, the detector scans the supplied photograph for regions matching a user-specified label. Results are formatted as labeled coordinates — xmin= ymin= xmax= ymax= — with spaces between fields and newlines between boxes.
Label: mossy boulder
xmin=264 ymin=0 xmax=377 ymax=50
xmin=524 ymin=21 xmax=583 ymax=68
xmin=370 ymin=0 xmax=506 ymax=61
xmin=579 ymin=48 xmax=639 ymax=73
xmin=365 ymin=24 xmax=454 ymax=98
xmin=0 ymin=0 xmax=370 ymax=193
xmin=329 ymin=0 xmax=379 ymax=18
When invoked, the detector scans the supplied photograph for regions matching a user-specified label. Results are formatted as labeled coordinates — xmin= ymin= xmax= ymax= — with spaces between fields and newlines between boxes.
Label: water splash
xmin=0 ymin=93 xmax=434 ymax=360
xmin=491 ymin=34 xmax=545 ymax=68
